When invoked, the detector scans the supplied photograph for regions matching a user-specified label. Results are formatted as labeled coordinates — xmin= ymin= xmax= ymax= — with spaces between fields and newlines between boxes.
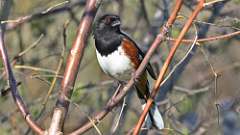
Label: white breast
xmin=96 ymin=46 xmax=133 ymax=81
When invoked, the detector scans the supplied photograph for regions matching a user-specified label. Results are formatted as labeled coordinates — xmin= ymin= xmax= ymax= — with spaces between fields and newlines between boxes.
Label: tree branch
xmin=47 ymin=0 xmax=102 ymax=134
xmin=2 ymin=0 xmax=86 ymax=30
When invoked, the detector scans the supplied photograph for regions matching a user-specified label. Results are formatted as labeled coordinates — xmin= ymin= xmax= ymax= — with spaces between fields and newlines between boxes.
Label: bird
xmin=93 ymin=14 xmax=164 ymax=130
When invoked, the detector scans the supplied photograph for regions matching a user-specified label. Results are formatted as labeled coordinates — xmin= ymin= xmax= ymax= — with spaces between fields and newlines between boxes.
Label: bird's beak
xmin=111 ymin=20 xmax=121 ymax=27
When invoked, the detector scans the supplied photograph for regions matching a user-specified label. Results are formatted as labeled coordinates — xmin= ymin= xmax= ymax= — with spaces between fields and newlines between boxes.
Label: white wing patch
xmin=96 ymin=46 xmax=134 ymax=81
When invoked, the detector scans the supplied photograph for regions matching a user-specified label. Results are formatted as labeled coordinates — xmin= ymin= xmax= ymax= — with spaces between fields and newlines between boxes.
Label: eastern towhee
xmin=93 ymin=14 xmax=164 ymax=130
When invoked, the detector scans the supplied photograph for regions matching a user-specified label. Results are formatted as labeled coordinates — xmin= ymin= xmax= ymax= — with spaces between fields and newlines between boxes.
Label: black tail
xmin=135 ymin=73 xmax=164 ymax=129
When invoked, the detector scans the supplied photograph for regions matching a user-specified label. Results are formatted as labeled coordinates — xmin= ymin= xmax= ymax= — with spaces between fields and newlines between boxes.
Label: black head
xmin=95 ymin=14 xmax=121 ymax=32
xmin=94 ymin=14 xmax=122 ymax=56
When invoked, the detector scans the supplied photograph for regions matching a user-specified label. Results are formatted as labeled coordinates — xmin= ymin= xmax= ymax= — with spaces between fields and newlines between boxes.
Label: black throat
xmin=94 ymin=28 xmax=122 ymax=56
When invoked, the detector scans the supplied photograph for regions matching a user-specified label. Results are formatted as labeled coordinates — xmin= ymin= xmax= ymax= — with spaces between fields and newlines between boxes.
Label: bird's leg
xmin=113 ymin=82 xmax=122 ymax=98
xmin=113 ymin=80 xmax=125 ymax=98
xmin=109 ymin=81 xmax=125 ymax=106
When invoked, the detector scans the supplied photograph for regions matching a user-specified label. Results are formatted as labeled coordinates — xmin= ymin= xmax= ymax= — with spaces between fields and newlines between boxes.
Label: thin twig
xmin=204 ymin=0 xmax=225 ymax=6
xmin=31 ymin=74 xmax=64 ymax=79
xmin=42 ymin=1 xmax=70 ymax=14
xmin=2 ymin=0 xmax=86 ymax=30
xmin=167 ymin=30 xmax=240 ymax=44
xmin=179 ymin=14 xmax=240 ymax=31
xmin=174 ymin=86 xmax=210 ymax=95
xmin=199 ymin=46 xmax=220 ymax=125
xmin=43 ymin=20 xmax=69 ymax=106
xmin=140 ymin=0 xmax=150 ymax=27
xmin=14 ymin=65 xmax=57 ymax=74
xmin=48 ymin=0 xmax=102 ymax=134
xmin=14 ymin=34 xmax=44 ymax=60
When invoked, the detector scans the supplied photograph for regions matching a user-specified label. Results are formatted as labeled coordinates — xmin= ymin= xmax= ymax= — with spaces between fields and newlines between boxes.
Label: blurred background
xmin=0 ymin=0 xmax=240 ymax=134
